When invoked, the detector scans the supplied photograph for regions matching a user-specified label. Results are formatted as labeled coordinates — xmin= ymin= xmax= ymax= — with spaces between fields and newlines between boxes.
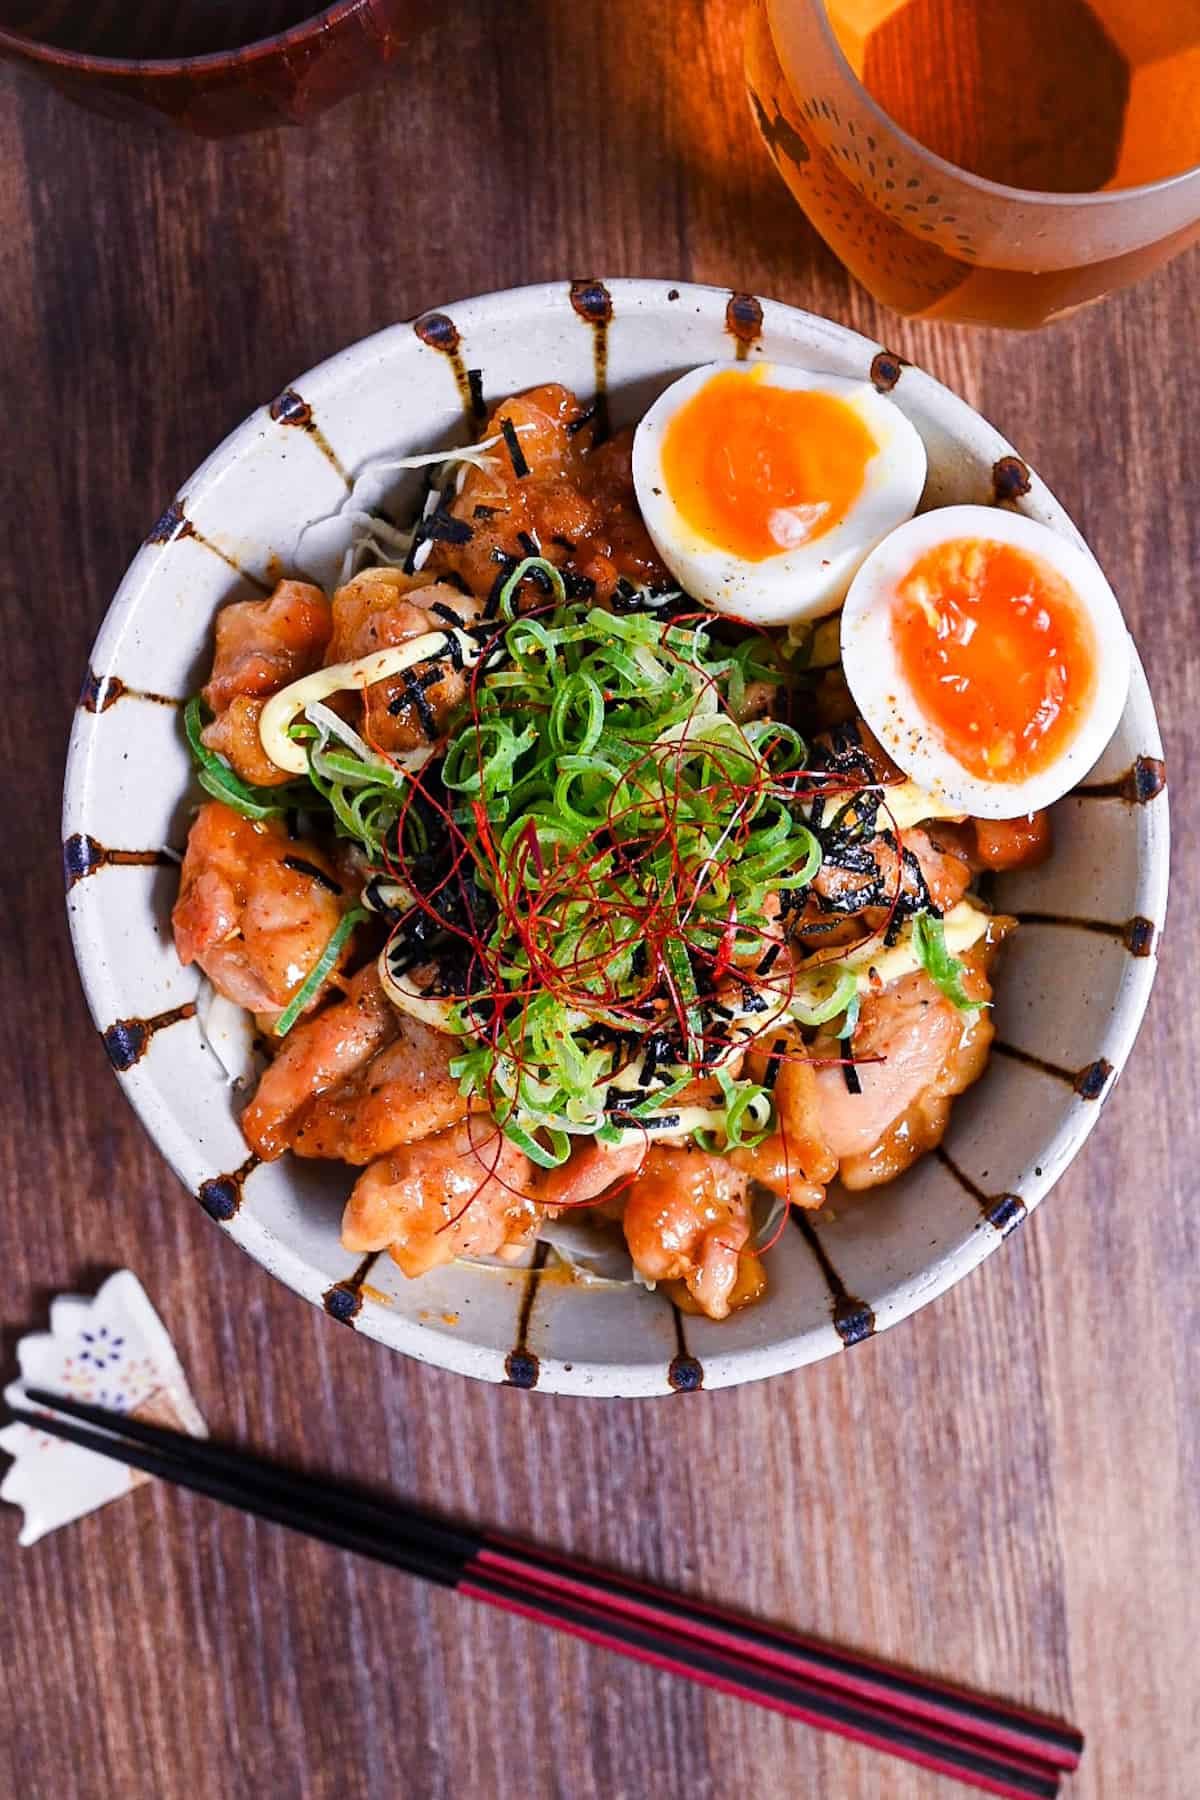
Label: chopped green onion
xmin=549 ymin=670 xmax=605 ymax=755
xmin=836 ymin=989 xmax=862 ymax=1041
xmin=704 ymin=1064 xmax=773 ymax=1152
xmin=790 ymin=968 xmax=859 ymax=1027
xmin=206 ymin=571 xmax=842 ymax=1159
xmin=184 ymin=696 xmax=305 ymax=821
xmin=274 ymin=907 xmax=367 ymax=1038
xmin=912 ymin=913 xmax=980 ymax=1012
xmin=492 ymin=1116 xmax=573 ymax=1169
xmin=497 ymin=556 xmax=566 ymax=619
xmin=422 ymin=584 xmax=840 ymax=1151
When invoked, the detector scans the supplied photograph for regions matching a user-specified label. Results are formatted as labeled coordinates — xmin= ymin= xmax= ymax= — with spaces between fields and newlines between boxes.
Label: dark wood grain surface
xmin=1 ymin=5 xmax=1196 ymax=1796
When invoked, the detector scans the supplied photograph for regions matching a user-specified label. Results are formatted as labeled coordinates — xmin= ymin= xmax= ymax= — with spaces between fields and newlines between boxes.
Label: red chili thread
xmin=352 ymin=600 xmax=916 ymax=1241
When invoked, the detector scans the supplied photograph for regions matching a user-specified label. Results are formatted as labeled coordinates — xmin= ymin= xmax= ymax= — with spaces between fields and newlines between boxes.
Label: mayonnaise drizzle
xmin=792 ymin=898 xmax=991 ymax=1013
xmin=797 ymin=776 xmax=964 ymax=836
xmin=378 ymin=955 xmax=459 ymax=1032
xmin=872 ymin=780 xmax=966 ymax=833
xmin=257 ymin=628 xmax=483 ymax=776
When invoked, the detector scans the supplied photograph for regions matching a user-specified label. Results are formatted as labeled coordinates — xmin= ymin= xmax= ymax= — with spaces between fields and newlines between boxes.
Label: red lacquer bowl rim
xmin=0 ymin=1 xmax=375 ymax=76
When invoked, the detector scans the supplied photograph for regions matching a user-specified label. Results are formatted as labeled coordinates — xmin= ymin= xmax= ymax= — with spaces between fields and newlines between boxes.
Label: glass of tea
xmin=745 ymin=0 xmax=1200 ymax=327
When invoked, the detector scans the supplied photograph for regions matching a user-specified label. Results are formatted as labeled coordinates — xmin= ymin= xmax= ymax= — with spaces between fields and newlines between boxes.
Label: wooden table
xmin=1 ymin=6 xmax=1195 ymax=1795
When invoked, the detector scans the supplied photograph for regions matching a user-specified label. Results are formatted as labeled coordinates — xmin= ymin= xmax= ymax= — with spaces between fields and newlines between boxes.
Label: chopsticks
xmin=11 ymin=1389 xmax=1081 ymax=1797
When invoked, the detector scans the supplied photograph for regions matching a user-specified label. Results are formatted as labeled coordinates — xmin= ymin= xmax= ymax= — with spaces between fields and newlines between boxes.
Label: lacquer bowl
xmin=0 ymin=2 xmax=434 ymax=137
xmin=62 ymin=280 xmax=1168 ymax=1395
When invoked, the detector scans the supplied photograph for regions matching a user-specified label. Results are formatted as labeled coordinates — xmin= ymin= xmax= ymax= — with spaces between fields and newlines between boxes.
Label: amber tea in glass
xmin=745 ymin=0 xmax=1200 ymax=326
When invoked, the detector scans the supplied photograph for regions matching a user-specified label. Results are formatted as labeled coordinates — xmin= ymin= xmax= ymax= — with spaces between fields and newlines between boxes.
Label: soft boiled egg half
xmin=841 ymin=504 xmax=1131 ymax=819
xmin=631 ymin=361 xmax=927 ymax=624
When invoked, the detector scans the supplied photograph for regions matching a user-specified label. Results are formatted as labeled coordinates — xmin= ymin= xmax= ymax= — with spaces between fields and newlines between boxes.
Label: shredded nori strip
xmin=566 ymin=402 xmax=597 ymax=437
xmin=808 ymin=828 xmax=941 ymax=945
xmin=430 ymin=599 xmax=464 ymax=626
xmin=467 ymin=368 xmax=485 ymax=416
xmin=488 ymin=554 xmax=557 ymax=608
xmin=363 ymin=875 xmax=403 ymax=920
xmin=402 ymin=476 xmax=458 ymax=573
xmin=805 ymin=719 xmax=882 ymax=832
xmin=501 ymin=416 xmax=529 ymax=478
xmin=609 ymin=578 xmax=641 ymax=614
xmin=473 ymin=503 xmax=499 ymax=520
xmin=608 ymin=1111 xmax=681 ymax=1132
xmin=423 ymin=507 xmax=473 ymax=545
xmin=755 ymin=943 xmax=782 ymax=976
xmin=401 ymin=470 xmax=437 ymax=575
xmin=842 ymin=1061 xmax=863 ymax=1096
xmin=809 ymin=866 xmax=890 ymax=916
xmin=551 ymin=534 xmax=577 ymax=552
xmin=387 ymin=664 xmax=443 ymax=736
xmin=882 ymin=845 xmax=940 ymax=945
xmin=606 ymin=580 xmax=694 ymax=620
xmin=385 ymin=850 xmax=497 ymax=993
xmin=639 ymin=1031 xmax=672 ymax=1088
xmin=485 ymin=555 xmax=518 ymax=618
xmin=825 ymin=792 xmax=881 ymax=840
xmin=405 ymin=670 xmax=439 ymax=739
xmin=562 ymin=570 xmax=596 ymax=601
xmin=516 ymin=529 xmax=541 ymax=558
xmin=282 ymin=855 xmax=343 ymax=896
xmin=386 ymin=942 xmax=432 ymax=979
xmin=818 ymin=837 xmax=883 ymax=877
xmin=578 ymin=1022 xmax=620 ymax=1050
xmin=656 ymin=589 xmax=705 ymax=622
xmin=761 ymin=1037 xmax=788 ymax=1091
xmin=441 ymin=630 xmax=466 ymax=673
xmin=793 ymin=915 xmax=862 ymax=940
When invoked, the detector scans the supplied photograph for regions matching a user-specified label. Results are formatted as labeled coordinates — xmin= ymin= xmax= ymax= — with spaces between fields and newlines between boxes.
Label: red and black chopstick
xmin=476 ymin=1533 xmax=1081 ymax=1774
xmin=12 ymin=1389 xmax=1080 ymax=1797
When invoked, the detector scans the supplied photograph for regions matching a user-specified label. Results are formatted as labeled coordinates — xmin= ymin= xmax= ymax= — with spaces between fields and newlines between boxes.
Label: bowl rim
xmin=62 ymin=277 xmax=1169 ymax=1396
xmin=0 ymin=2 xmax=368 ymax=77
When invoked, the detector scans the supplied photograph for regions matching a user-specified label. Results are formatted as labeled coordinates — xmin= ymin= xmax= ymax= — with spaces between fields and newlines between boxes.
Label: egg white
xmin=631 ymin=361 xmax=927 ymax=625
xmin=840 ymin=504 xmax=1132 ymax=819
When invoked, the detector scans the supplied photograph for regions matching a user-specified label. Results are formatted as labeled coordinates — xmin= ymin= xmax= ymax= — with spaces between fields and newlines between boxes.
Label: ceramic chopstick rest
xmin=1 ymin=1270 xmax=206 ymax=1546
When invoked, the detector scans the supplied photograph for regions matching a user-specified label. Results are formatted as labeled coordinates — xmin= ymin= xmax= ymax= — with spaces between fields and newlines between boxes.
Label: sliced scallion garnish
xmin=274 ymin=907 xmax=368 ymax=1038
xmin=183 ymin=696 xmax=308 ymax=821
xmin=912 ymin=913 xmax=980 ymax=1012
xmin=405 ymin=583 xmax=830 ymax=1153
xmin=197 ymin=558 xmax=975 ymax=1162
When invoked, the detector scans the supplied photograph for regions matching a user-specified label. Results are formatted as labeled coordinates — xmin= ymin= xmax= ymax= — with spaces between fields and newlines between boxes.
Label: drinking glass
xmin=745 ymin=0 xmax=1200 ymax=327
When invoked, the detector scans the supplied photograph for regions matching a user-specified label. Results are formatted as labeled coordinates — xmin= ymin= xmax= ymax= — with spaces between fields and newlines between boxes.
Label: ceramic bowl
xmin=63 ymin=280 xmax=1168 ymax=1396
xmin=0 ymin=2 xmax=434 ymax=138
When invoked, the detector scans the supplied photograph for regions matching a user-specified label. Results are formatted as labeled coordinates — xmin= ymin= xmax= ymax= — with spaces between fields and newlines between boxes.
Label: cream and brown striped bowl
xmin=62 ymin=281 xmax=1168 ymax=1396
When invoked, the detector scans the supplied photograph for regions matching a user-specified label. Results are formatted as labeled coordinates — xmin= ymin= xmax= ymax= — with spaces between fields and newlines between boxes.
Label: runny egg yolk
xmin=892 ymin=537 xmax=1099 ymax=782
xmin=659 ymin=370 xmax=878 ymax=562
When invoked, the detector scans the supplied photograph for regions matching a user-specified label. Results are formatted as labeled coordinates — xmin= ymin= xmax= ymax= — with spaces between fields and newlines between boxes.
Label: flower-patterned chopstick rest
xmin=1 ymin=1270 xmax=206 ymax=1545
